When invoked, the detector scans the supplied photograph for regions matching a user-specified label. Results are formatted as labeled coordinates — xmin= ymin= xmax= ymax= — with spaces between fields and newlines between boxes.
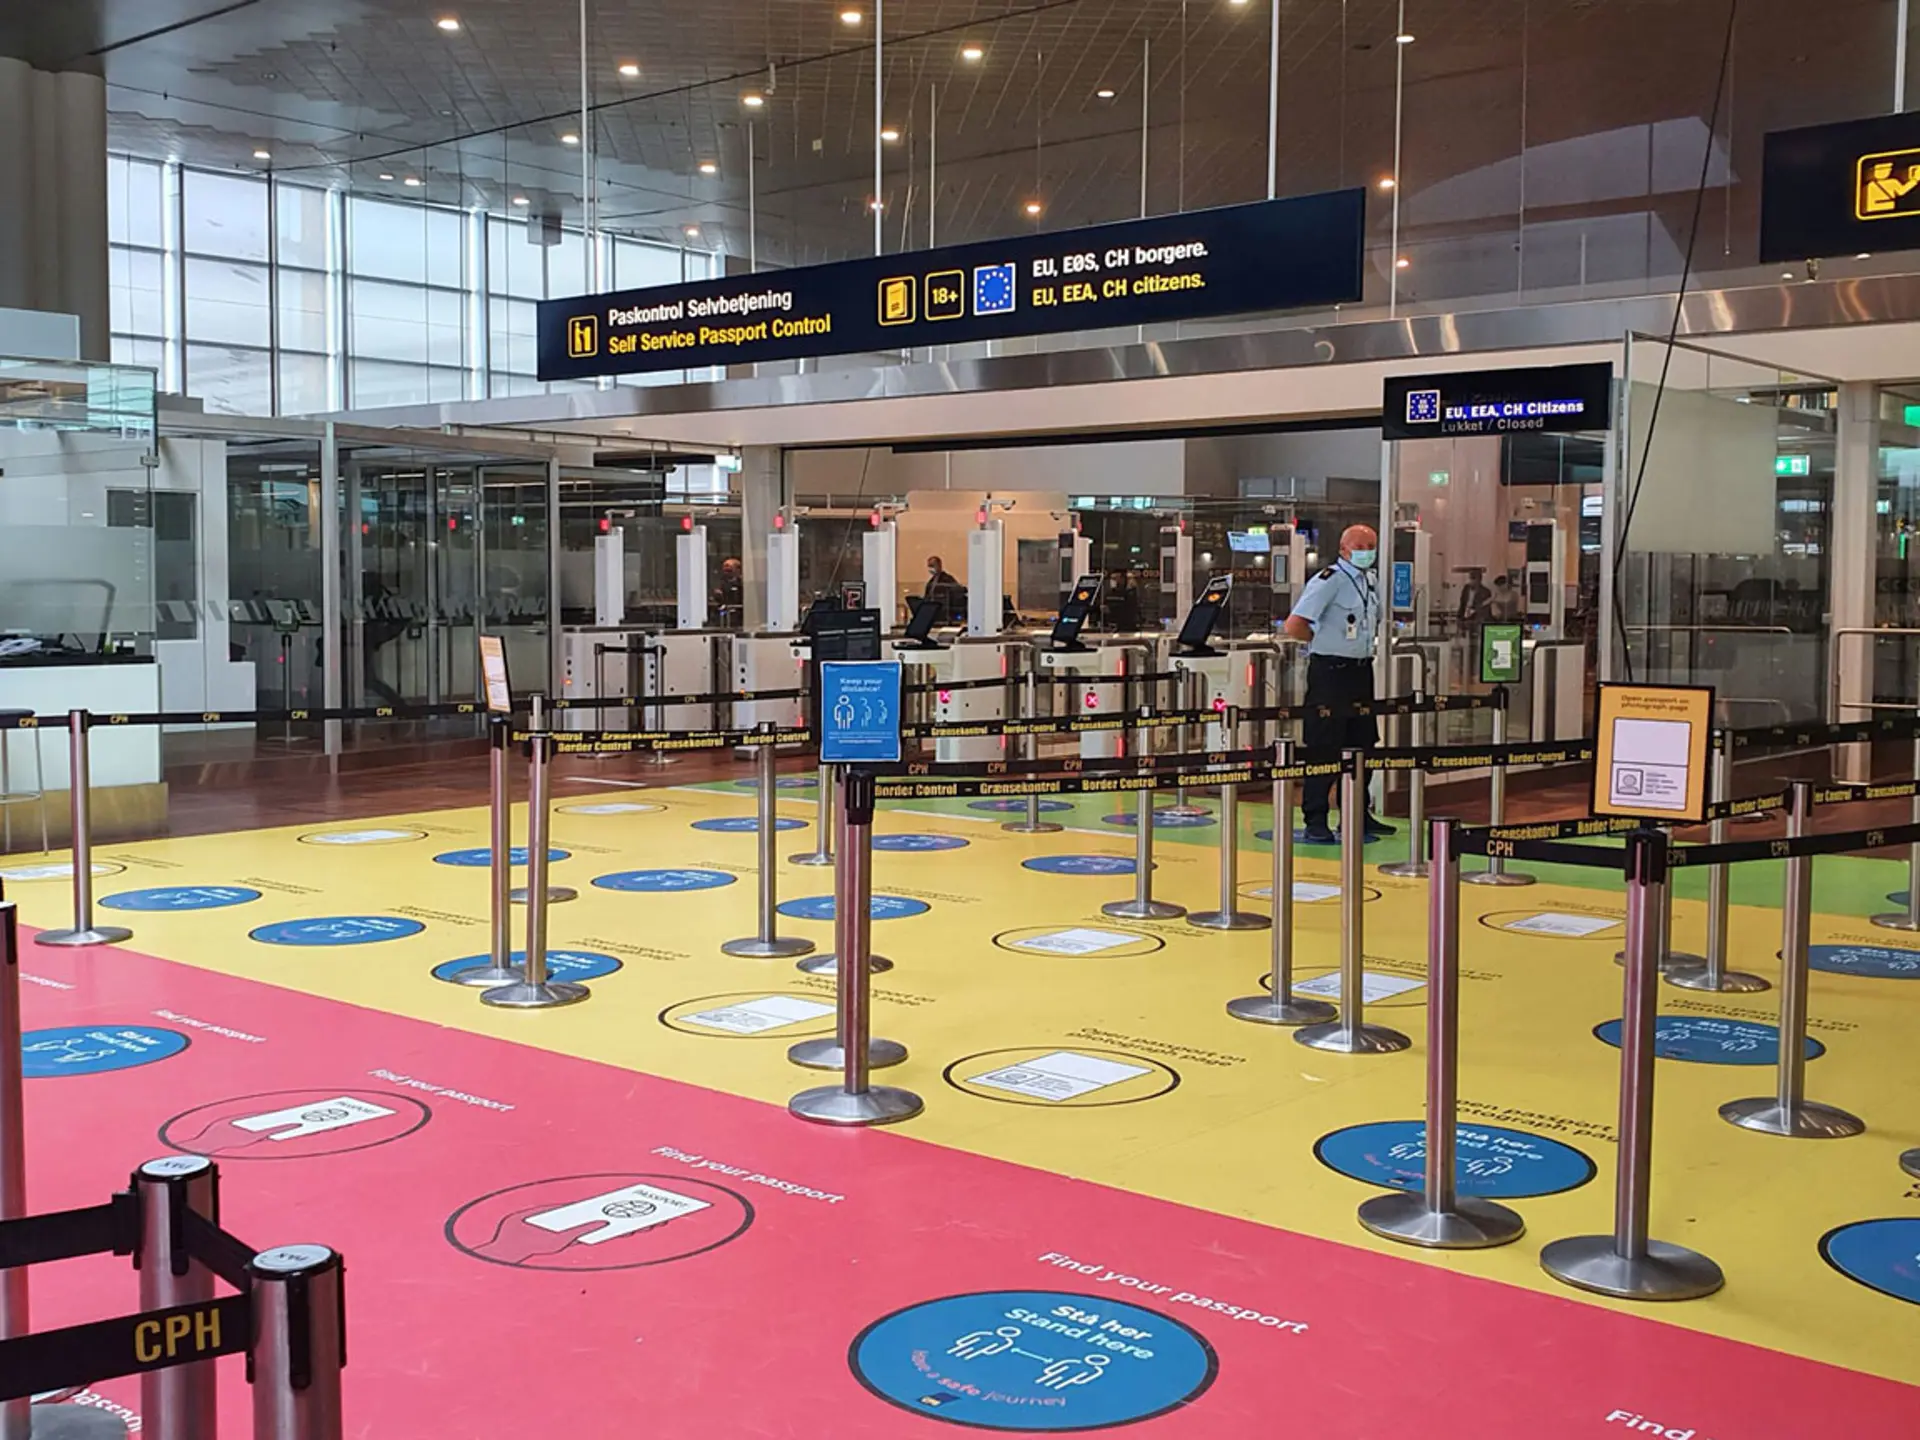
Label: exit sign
xmin=1775 ymin=454 xmax=1810 ymax=477
xmin=1429 ymin=470 xmax=1451 ymax=487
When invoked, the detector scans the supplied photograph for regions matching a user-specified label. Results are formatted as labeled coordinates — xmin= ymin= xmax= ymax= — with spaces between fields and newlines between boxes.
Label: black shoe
xmin=1295 ymin=824 xmax=1338 ymax=845
xmin=1362 ymin=816 xmax=1397 ymax=840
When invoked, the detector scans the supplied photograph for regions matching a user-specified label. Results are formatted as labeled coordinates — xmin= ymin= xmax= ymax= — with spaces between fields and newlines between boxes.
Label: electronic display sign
xmin=1382 ymin=362 xmax=1614 ymax=441
xmin=537 ymin=189 xmax=1366 ymax=380
xmin=1760 ymin=113 xmax=1920 ymax=263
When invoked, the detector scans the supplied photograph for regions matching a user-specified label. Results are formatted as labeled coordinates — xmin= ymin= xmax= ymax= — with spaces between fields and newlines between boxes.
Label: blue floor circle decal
xmin=1820 ymin=1217 xmax=1920 ymax=1306
xmin=1593 ymin=1015 xmax=1824 ymax=1065
xmin=692 ymin=816 xmax=806 ymax=834
xmin=1313 ymin=1120 xmax=1595 ymax=1199
xmin=1808 ymin=944 xmax=1920 ymax=979
xmin=432 ymin=949 xmax=623 ymax=984
xmin=22 ymin=1026 xmax=188 ymax=1078
xmin=250 ymin=916 xmax=426 ymax=947
xmin=733 ymin=775 xmax=818 ymax=790
xmin=850 ymin=1290 xmax=1216 ymax=1431
xmin=970 ymin=799 xmax=1072 ymax=814
xmin=873 ymin=834 xmax=971 ymax=852
xmin=1022 ymin=855 xmax=1138 ymax=876
xmin=779 ymin=894 xmax=930 ymax=921
xmin=592 ymin=868 xmax=737 ymax=893
xmin=100 ymin=885 xmax=261 ymax=912
xmin=1102 ymin=811 xmax=1215 ymax=828
xmin=433 ymin=847 xmax=569 ymax=867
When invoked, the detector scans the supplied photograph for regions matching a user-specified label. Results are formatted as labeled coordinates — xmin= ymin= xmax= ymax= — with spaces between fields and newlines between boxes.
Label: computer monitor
xmin=1174 ymin=573 xmax=1233 ymax=655
xmin=1049 ymin=574 xmax=1103 ymax=651
xmin=899 ymin=595 xmax=945 ymax=648
xmin=801 ymin=596 xmax=842 ymax=636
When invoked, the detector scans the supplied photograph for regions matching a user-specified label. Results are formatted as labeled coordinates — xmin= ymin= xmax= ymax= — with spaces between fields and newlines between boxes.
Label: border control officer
xmin=1281 ymin=524 xmax=1396 ymax=845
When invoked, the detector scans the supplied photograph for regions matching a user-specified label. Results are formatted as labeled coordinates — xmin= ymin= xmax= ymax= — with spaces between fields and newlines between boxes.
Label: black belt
xmin=1309 ymin=655 xmax=1373 ymax=668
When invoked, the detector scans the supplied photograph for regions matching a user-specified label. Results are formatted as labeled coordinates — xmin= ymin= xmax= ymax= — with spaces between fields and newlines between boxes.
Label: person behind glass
xmin=711 ymin=557 xmax=744 ymax=625
xmin=1280 ymin=524 xmax=1395 ymax=845
xmin=1488 ymin=572 xmax=1524 ymax=621
xmin=923 ymin=555 xmax=966 ymax=623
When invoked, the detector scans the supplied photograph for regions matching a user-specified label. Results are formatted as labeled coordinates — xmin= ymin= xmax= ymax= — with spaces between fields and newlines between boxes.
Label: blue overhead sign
xmin=819 ymin=661 xmax=903 ymax=765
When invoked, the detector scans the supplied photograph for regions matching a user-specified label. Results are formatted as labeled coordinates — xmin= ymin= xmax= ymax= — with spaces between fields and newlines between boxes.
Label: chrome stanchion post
xmin=36 ymin=710 xmax=131 ymax=948
xmin=1190 ymin=710 xmax=1268 ymax=931
xmin=790 ymin=769 xmax=922 ymax=1125
xmin=509 ymin=694 xmax=576 ymax=906
xmin=723 ymin=727 xmax=815 ymax=960
xmin=1903 ymin=1148 xmax=1920 ymax=1179
xmin=1379 ymin=700 xmax=1430 ymax=879
xmin=1542 ymin=828 xmax=1723 ymax=1300
xmin=1873 ymin=719 xmax=1920 ymax=929
xmin=1228 ymin=741 xmax=1335 ymax=1025
xmin=1720 ymin=781 xmax=1865 ymax=1139
xmin=1162 ymin=671 xmax=1210 ymax=818
xmin=1104 ymin=707 xmax=1185 ymax=920
xmin=791 ymin=762 xmax=836 ymax=866
xmin=1297 ymin=751 xmax=1410 ymax=1054
xmin=1669 ymin=738 xmax=1769 ymax=992
xmin=483 ymin=732 xmax=589 ymax=1008
xmin=1003 ymin=669 xmax=1062 ymax=834
xmin=791 ymin=775 xmax=901 ymax=1057
xmin=1463 ymin=691 xmax=1534 ymax=888
xmin=134 ymin=1155 xmax=220 ymax=1439
xmin=1360 ymin=818 xmax=1525 ymax=1248
xmin=0 ymin=904 xmax=24 ymax=1440
xmin=250 ymin=1244 xmax=345 ymax=1440
xmin=457 ymin=717 xmax=523 ymax=988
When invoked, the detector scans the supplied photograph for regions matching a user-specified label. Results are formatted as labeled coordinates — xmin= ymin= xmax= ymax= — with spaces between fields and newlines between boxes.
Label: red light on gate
xmin=680 ymin=515 xmax=694 ymax=532
xmin=448 ymin=516 xmax=458 ymax=531
xmin=773 ymin=513 xmax=787 ymax=530
xmin=1084 ymin=690 xmax=1098 ymax=709
xmin=598 ymin=517 xmax=611 ymax=533
xmin=360 ymin=522 xmax=370 ymax=535
xmin=1212 ymin=696 xmax=1228 ymax=712
xmin=977 ymin=507 xmax=989 ymax=526
xmin=938 ymin=689 xmax=952 ymax=705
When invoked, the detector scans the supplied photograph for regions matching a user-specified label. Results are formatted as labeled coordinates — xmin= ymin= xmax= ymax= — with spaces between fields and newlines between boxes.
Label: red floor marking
xmin=14 ymin=929 xmax=1914 ymax=1439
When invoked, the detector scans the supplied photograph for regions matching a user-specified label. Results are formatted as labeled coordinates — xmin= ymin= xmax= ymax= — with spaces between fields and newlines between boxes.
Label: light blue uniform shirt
xmin=1288 ymin=558 xmax=1378 ymax=658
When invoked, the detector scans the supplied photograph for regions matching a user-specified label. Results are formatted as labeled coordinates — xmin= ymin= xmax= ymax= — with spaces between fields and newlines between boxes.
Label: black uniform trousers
xmin=1300 ymin=654 xmax=1379 ymax=827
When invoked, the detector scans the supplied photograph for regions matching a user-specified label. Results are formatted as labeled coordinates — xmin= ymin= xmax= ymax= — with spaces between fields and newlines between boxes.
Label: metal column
xmin=1227 ymin=741 xmax=1334 ymax=1026
xmin=36 ymin=711 xmax=131 ymax=948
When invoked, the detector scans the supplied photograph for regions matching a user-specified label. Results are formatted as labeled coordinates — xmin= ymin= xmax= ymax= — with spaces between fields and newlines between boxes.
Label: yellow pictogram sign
xmin=878 ymin=277 xmax=915 ymax=326
xmin=925 ymin=270 xmax=965 ymax=321
xmin=1856 ymin=148 xmax=1920 ymax=220
xmin=567 ymin=315 xmax=599 ymax=357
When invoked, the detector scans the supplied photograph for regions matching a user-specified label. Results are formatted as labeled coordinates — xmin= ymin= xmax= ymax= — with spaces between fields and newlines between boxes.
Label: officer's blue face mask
xmin=1348 ymin=548 xmax=1377 ymax=570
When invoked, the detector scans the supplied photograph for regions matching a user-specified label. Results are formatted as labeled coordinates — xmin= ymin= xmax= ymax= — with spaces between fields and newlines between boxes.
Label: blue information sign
xmin=433 ymin=847 xmax=570 ymax=867
xmin=100 ymin=885 xmax=261 ymax=913
xmin=1022 ymin=855 xmax=1138 ymax=876
xmin=1314 ymin=1120 xmax=1595 ymax=1199
xmin=432 ymin=949 xmax=623 ymax=985
xmin=850 ymin=1290 xmax=1216 ymax=1431
xmin=779 ymin=894 xmax=930 ymax=922
xmin=592 ymin=869 xmax=737 ymax=893
xmin=1820 ymin=1217 xmax=1920 ymax=1306
xmin=872 ymin=834 xmax=970 ymax=852
xmin=1594 ymin=1015 xmax=1825 ymax=1065
xmin=691 ymin=816 xmax=806 ymax=834
xmin=249 ymin=916 xmax=426 ymax=947
xmin=819 ymin=661 xmax=903 ymax=764
xmin=1808 ymin=944 xmax=1920 ymax=979
xmin=22 ymin=1026 xmax=189 ymax=1077
xmin=1391 ymin=560 xmax=1415 ymax=612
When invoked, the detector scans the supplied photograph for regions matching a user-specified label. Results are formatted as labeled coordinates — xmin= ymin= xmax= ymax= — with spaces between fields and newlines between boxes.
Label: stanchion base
xmin=789 ymin=1084 xmax=924 ymax=1126
xmin=33 ymin=926 xmax=132 ymax=948
xmin=1614 ymin=949 xmax=1707 ymax=973
xmin=1462 ymin=869 xmax=1536 ymax=888
xmin=452 ymin=964 xmax=525 ymax=989
xmin=1294 ymin=1020 xmax=1413 ymax=1055
xmin=1869 ymin=911 xmax=1920 ymax=932
xmin=1663 ymin=961 xmax=1771 ymax=993
xmin=796 ymin=951 xmax=893 ymax=975
xmin=1102 ymin=898 xmax=1187 ymax=920
xmin=1357 ymin=1191 xmax=1525 ymax=1249
xmin=1540 ymin=1235 xmax=1724 ymax=1301
xmin=510 ymin=886 xmax=578 ymax=905
xmin=1187 ymin=909 xmax=1271 ymax=931
xmin=26 ymin=1403 xmax=131 ymax=1438
xmin=722 ymin=935 xmax=817 ymax=959
xmin=479 ymin=978 xmax=591 ymax=1009
xmin=1225 ymin=993 xmax=1337 ymax=1027
xmin=788 ymin=1036 xmax=908 ymax=1070
xmin=1377 ymin=860 xmax=1430 ymax=879
xmin=789 ymin=851 xmax=835 ymax=867
xmin=1718 ymin=1096 xmax=1867 ymax=1139
xmin=1901 ymin=1147 xmax=1920 ymax=1179
xmin=1001 ymin=821 xmax=1065 ymax=834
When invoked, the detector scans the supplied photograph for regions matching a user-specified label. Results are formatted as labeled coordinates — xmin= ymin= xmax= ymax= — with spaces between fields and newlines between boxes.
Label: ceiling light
xmin=1395 ymin=32 xmax=1415 ymax=43
xmin=742 ymin=92 xmax=766 ymax=108
xmin=1377 ymin=176 xmax=1396 ymax=190
xmin=1781 ymin=270 xmax=1796 ymax=280
xmin=403 ymin=177 xmax=422 ymax=187
xmin=1095 ymin=87 xmax=1116 ymax=100
xmin=560 ymin=132 xmax=580 ymax=145
xmin=435 ymin=15 xmax=460 ymax=31
xmin=960 ymin=44 xmax=984 ymax=61
xmin=618 ymin=62 xmax=640 ymax=77
xmin=1024 ymin=200 xmax=1043 ymax=216
xmin=1229 ymin=0 xmax=1249 ymax=6
xmin=684 ymin=225 xmax=701 ymax=238
xmin=252 ymin=149 xmax=271 ymax=160
xmin=1857 ymin=252 xmax=1873 ymax=260
xmin=378 ymin=173 xmax=394 ymax=181
xmin=880 ymin=127 xmax=900 ymax=142
xmin=698 ymin=161 xmax=718 ymax=175
xmin=840 ymin=8 xmax=863 ymax=23
xmin=511 ymin=195 xmax=529 ymax=206
xmin=868 ymin=198 xmax=884 ymax=212
xmin=1394 ymin=256 xmax=1410 ymax=269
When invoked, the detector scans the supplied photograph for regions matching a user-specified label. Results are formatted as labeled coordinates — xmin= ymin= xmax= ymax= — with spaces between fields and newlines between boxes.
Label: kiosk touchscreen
xmin=897 ymin=596 xmax=947 ymax=650
xmin=1048 ymin=575 xmax=1103 ymax=652
xmin=1174 ymin=574 xmax=1234 ymax=656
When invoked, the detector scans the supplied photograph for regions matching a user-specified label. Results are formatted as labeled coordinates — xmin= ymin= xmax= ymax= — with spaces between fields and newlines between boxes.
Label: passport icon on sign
xmin=973 ymin=263 xmax=1017 ymax=316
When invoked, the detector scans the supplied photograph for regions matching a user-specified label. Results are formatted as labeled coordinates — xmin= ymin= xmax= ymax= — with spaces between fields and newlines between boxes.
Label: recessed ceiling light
xmin=840 ymin=8 xmax=863 ymax=23
xmin=1229 ymin=0 xmax=1249 ymax=7
xmin=684 ymin=225 xmax=701 ymax=238
xmin=403 ymin=176 xmax=422 ymax=187
xmin=379 ymin=172 xmax=394 ymax=181
xmin=618 ymin=62 xmax=640 ymax=77
xmin=698 ymin=161 xmax=718 ymax=175
xmin=1781 ymin=270 xmax=1796 ymax=280
xmin=1024 ymin=200 xmax=1043 ymax=216
xmin=880 ymin=127 xmax=900 ymax=142
xmin=511 ymin=195 xmax=530 ymax=206
xmin=960 ymin=44 xmax=984 ymax=61
xmin=1857 ymin=252 xmax=1873 ymax=260
xmin=560 ymin=132 xmax=580 ymax=145
xmin=1395 ymin=32 xmax=1415 ymax=43
xmin=252 ymin=149 xmax=271 ymax=160
xmin=742 ymin=92 xmax=766 ymax=109
xmin=1095 ymin=87 xmax=1116 ymax=100
xmin=868 ymin=198 xmax=884 ymax=212
xmin=435 ymin=15 xmax=460 ymax=31
xmin=1377 ymin=176 xmax=1396 ymax=190
xmin=1394 ymin=256 xmax=1410 ymax=268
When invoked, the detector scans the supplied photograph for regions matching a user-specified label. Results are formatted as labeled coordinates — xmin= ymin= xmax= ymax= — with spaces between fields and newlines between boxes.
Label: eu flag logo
xmin=973 ymin=263 xmax=1017 ymax=316
xmin=1405 ymin=389 xmax=1440 ymax=424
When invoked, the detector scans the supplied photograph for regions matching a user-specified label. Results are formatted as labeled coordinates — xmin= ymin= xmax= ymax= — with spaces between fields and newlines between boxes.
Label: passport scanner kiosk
xmin=1523 ymin=521 xmax=1567 ymax=638
xmin=1036 ymin=575 xmax=1145 ymax=760
xmin=1169 ymin=574 xmax=1272 ymax=750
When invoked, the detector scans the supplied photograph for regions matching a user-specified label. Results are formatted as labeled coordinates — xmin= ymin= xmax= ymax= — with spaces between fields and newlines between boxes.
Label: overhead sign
xmin=1383 ymin=363 xmax=1614 ymax=440
xmin=1760 ymin=113 xmax=1920 ymax=262
xmin=537 ymin=189 xmax=1366 ymax=379
xmin=819 ymin=661 xmax=903 ymax=765
xmin=1589 ymin=682 xmax=1714 ymax=825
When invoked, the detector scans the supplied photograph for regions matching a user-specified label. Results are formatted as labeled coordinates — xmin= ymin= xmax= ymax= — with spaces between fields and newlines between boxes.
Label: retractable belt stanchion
xmin=457 ymin=717 xmax=524 ymax=989
xmin=1667 ymin=738 xmax=1769 ymax=993
xmin=790 ymin=772 xmax=903 ymax=1068
xmin=250 ymin=1243 xmax=346 ymax=1440
xmin=1873 ymin=715 xmax=1920 ymax=931
xmin=35 ymin=710 xmax=132 ymax=949
xmin=1903 ymin=1148 xmax=1920 ymax=1180
xmin=1541 ymin=829 xmax=1723 ymax=1301
xmin=1359 ymin=817 xmax=1525 ymax=1248
xmin=1614 ymin=836 xmax=1704 ymax=973
xmin=509 ymin=694 xmax=575 ymax=907
xmin=1189 ymin=709 xmax=1268 ymax=931
xmin=722 ymin=727 xmax=815 ymax=960
xmin=1720 ymin=781 xmax=1865 ymax=1139
xmin=1378 ymin=696 xmax=1430 ymax=879
xmin=1463 ymin=692 xmax=1534 ymax=888
xmin=1227 ymin=741 xmax=1334 ymax=1026
xmin=1296 ymin=751 xmax=1410 ymax=1055
xmin=483 ymin=732 xmax=589 ymax=1009
xmin=135 ymin=1156 xmax=220 ymax=1439
xmin=791 ymin=762 xmax=836 ymax=867
xmin=1162 ymin=672 xmax=1210 ymax=819
xmin=1104 ymin=707 xmax=1185 ymax=921
xmin=1003 ymin=670 xmax=1063 ymax=835
xmin=790 ymin=769 xmax=922 ymax=1126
